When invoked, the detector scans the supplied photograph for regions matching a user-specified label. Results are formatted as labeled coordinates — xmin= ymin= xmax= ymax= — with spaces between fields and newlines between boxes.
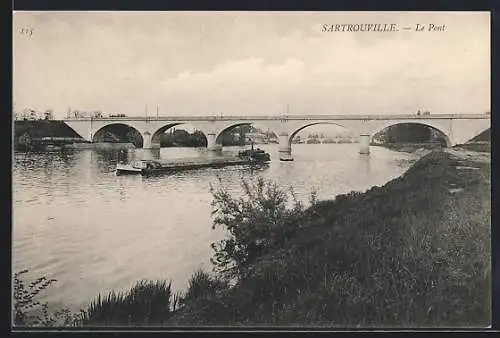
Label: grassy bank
xmin=169 ymin=149 xmax=490 ymax=327
xmin=14 ymin=120 xmax=86 ymax=151
xmin=375 ymin=140 xmax=491 ymax=155
xmin=13 ymin=150 xmax=491 ymax=328
xmin=454 ymin=143 xmax=491 ymax=153
xmin=14 ymin=120 xmax=82 ymax=139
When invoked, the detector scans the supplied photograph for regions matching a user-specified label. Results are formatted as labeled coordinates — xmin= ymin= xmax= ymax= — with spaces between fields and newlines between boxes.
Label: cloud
xmin=13 ymin=11 xmax=490 ymax=117
xmin=162 ymin=57 xmax=304 ymax=90
xmin=155 ymin=19 xmax=489 ymax=115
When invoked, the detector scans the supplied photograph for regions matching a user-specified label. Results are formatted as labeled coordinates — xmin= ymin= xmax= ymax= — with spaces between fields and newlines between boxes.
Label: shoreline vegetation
xmin=13 ymin=148 xmax=490 ymax=328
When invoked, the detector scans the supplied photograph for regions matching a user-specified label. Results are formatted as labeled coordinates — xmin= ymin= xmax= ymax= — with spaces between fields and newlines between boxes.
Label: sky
xmin=13 ymin=11 xmax=490 ymax=121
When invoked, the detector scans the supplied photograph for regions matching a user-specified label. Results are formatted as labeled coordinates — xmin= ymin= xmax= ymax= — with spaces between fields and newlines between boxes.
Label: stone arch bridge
xmin=63 ymin=114 xmax=490 ymax=161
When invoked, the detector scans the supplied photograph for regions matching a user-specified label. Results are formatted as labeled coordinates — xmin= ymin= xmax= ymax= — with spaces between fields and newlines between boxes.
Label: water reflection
xmin=132 ymin=148 xmax=161 ymax=161
xmin=358 ymin=154 xmax=371 ymax=176
xmin=12 ymin=143 xmax=420 ymax=310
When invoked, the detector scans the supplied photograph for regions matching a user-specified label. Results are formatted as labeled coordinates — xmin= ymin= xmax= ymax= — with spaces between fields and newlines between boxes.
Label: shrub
xmin=209 ymin=177 xmax=313 ymax=280
xmin=13 ymin=270 xmax=82 ymax=327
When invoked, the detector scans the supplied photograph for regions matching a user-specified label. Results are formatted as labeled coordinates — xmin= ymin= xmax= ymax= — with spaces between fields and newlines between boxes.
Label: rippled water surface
xmin=13 ymin=143 xmax=420 ymax=310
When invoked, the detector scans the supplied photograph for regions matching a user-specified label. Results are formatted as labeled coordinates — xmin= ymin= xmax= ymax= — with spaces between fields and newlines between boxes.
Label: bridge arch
xmin=92 ymin=123 xmax=144 ymax=148
xmin=215 ymin=122 xmax=279 ymax=145
xmin=151 ymin=123 xmax=208 ymax=147
xmin=288 ymin=122 xmax=356 ymax=147
xmin=369 ymin=121 xmax=451 ymax=147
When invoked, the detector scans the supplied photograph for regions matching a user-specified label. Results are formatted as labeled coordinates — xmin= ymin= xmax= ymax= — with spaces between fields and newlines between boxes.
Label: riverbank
xmin=14 ymin=120 xmax=81 ymax=138
xmin=13 ymin=148 xmax=491 ymax=328
xmin=167 ymin=148 xmax=490 ymax=327
xmin=14 ymin=120 xmax=86 ymax=151
xmin=63 ymin=142 xmax=136 ymax=150
xmin=372 ymin=142 xmax=444 ymax=153
xmin=374 ymin=141 xmax=490 ymax=154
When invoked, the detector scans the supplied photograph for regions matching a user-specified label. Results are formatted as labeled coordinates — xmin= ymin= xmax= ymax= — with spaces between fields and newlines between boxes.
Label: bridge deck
xmin=63 ymin=114 xmax=489 ymax=122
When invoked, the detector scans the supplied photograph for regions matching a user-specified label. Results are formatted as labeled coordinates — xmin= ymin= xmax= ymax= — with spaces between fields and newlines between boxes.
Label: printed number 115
xmin=21 ymin=28 xmax=33 ymax=36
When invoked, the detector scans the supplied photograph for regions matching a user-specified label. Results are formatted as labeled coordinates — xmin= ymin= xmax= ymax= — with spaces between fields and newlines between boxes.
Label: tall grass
xmin=181 ymin=269 xmax=229 ymax=304
xmin=81 ymin=279 xmax=177 ymax=326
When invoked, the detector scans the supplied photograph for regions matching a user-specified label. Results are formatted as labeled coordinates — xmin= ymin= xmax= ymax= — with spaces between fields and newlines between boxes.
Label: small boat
xmin=115 ymin=160 xmax=162 ymax=175
xmin=279 ymin=154 xmax=294 ymax=161
xmin=238 ymin=148 xmax=271 ymax=162
xmin=237 ymin=142 xmax=271 ymax=162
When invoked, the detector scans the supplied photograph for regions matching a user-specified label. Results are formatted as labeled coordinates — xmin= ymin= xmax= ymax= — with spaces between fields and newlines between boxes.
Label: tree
xmin=18 ymin=132 xmax=33 ymax=148
xmin=44 ymin=109 xmax=54 ymax=120
xmin=125 ymin=128 xmax=143 ymax=147
xmin=209 ymin=177 xmax=313 ymax=281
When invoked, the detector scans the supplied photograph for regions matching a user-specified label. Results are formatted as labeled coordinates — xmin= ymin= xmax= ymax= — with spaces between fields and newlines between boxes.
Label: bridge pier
xmin=359 ymin=134 xmax=370 ymax=155
xmin=278 ymin=133 xmax=293 ymax=161
xmin=142 ymin=131 xmax=153 ymax=149
xmin=206 ymin=133 xmax=223 ymax=151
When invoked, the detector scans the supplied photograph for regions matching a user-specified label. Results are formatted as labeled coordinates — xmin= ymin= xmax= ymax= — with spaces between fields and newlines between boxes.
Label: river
xmin=12 ymin=143 xmax=421 ymax=311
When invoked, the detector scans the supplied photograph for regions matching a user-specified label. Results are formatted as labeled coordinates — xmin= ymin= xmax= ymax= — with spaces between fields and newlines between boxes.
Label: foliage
xmin=209 ymin=176 xmax=316 ymax=281
xmin=125 ymin=128 xmax=144 ymax=148
xmin=181 ymin=269 xmax=229 ymax=305
xmin=171 ymin=151 xmax=490 ymax=327
xmin=81 ymin=279 xmax=175 ymax=326
xmin=160 ymin=129 xmax=207 ymax=147
xmin=13 ymin=270 xmax=83 ymax=327
xmin=217 ymin=126 xmax=248 ymax=146
xmin=372 ymin=123 xmax=447 ymax=145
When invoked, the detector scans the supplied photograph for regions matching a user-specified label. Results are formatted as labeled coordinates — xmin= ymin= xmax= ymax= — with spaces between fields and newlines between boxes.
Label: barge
xmin=115 ymin=148 xmax=271 ymax=176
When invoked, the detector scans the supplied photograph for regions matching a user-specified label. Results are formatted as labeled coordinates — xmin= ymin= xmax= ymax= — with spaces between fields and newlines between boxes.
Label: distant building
xmin=69 ymin=110 xmax=107 ymax=118
xmin=15 ymin=109 xmax=45 ymax=121
xmin=416 ymin=109 xmax=430 ymax=117
xmin=246 ymin=132 xmax=270 ymax=144
xmin=91 ymin=111 xmax=103 ymax=118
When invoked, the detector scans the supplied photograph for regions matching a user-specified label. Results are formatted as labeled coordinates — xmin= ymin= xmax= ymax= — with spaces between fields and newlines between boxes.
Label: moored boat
xmin=115 ymin=160 xmax=162 ymax=175
xmin=237 ymin=143 xmax=271 ymax=162
xmin=115 ymin=148 xmax=271 ymax=176
xmin=238 ymin=148 xmax=271 ymax=162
